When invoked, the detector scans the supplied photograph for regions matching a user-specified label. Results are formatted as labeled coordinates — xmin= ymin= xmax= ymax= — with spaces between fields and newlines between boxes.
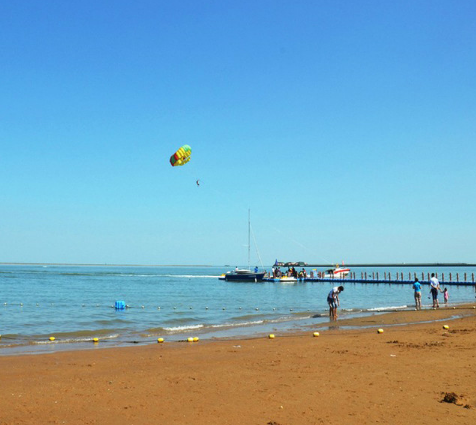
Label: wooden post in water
xmin=472 ymin=273 xmax=474 ymax=283
xmin=464 ymin=273 xmax=467 ymax=282
xmin=450 ymin=273 xmax=452 ymax=281
xmin=457 ymin=273 xmax=459 ymax=282
xmin=442 ymin=273 xmax=444 ymax=282
xmin=408 ymin=272 xmax=411 ymax=281
xmin=414 ymin=272 xmax=417 ymax=280
xmin=422 ymin=272 xmax=424 ymax=281
xmin=365 ymin=272 xmax=367 ymax=280
xmin=401 ymin=272 xmax=403 ymax=281
xmin=427 ymin=273 xmax=430 ymax=282
xmin=376 ymin=272 xmax=379 ymax=280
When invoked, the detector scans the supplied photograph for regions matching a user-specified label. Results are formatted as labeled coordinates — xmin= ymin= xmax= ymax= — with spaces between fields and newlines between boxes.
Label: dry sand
xmin=1 ymin=306 xmax=476 ymax=425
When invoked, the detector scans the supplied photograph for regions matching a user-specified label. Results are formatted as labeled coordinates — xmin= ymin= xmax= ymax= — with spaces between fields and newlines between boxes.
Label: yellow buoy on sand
xmin=313 ymin=332 xmax=320 ymax=337
xmin=443 ymin=325 xmax=449 ymax=330
xmin=268 ymin=334 xmax=275 ymax=339
xmin=157 ymin=338 xmax=164 ymax=343
xmin=187 ymin=337 xmax=194 ymax=342
xmin=193 ymin=337 xmax=199 ymax=342
xmin=377 ymin=329 xmax=384 ymax=334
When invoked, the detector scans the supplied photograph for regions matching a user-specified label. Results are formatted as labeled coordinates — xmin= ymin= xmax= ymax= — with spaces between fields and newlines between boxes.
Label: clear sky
xmin=2 ymin=1 xmax=475 ymax=266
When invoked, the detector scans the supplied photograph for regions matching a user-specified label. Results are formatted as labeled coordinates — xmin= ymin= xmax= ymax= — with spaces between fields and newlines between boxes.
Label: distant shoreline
xmin=0 ymin=262 xmax=214 ymax=267
xmin=313 ymin=262 xmax=476 ymax=267
xmin=1 ymin=262 xmax=476 ymax=268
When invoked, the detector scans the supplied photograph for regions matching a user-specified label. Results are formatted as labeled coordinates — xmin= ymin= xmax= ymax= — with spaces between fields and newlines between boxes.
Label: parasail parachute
xmin=170 ymin=145 xmax=192 ymax=167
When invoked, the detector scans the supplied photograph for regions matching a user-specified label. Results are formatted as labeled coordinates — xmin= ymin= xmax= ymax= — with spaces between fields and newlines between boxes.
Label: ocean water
xmin=1 ymin=264 xmax=475 ymax=355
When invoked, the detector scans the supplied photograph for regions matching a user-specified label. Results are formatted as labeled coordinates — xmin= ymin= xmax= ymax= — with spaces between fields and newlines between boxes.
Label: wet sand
xmin=1 ymin=306 xmax=476 ymax=425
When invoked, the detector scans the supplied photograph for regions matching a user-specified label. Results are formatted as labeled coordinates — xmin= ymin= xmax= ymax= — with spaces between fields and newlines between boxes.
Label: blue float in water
xmin=115 ymin=300 xmax=126 ymax=310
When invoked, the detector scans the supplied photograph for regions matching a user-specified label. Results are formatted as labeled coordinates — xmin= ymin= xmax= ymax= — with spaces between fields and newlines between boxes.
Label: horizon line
xmin=1 ymin=262 xmax=476 ymax=268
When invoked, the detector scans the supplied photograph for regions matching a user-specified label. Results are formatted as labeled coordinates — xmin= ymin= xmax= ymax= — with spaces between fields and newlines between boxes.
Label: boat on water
xmin=262 ymin=275 xmax=298 ymax=283
xmin=323 ymin=264 xmax=350 ymax=278
xmin=278 ymin=276 xmax=298 ymax=283
xmin=220 ymin=268 xmax=266 ymax=282
xmin=219 ymin=210 xmax=265 ymax=282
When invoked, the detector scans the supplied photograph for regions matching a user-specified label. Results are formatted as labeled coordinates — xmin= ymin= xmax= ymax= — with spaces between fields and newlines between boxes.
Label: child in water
xmin=443 ymin=287 xmax=449 ymax=305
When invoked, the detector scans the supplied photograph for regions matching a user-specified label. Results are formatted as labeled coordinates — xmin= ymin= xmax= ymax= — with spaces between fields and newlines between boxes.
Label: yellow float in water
xmin=157 ymin=338 xmax=164 ymax=343
xmin=49 ymin=336 xmax=55 ymax=341
xmin=92 ymin=338 xmax=99 ymax=343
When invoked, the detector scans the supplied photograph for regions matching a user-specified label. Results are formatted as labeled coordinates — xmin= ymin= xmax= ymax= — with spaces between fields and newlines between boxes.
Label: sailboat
xmin=219 ymin=210 xmax=266 ymax=282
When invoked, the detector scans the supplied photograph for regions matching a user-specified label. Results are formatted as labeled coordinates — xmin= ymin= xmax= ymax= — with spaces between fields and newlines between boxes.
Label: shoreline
xmin=1 ymin=306 xmax=475 ymax=424
xmin=2 ymin=304 xmax=475 ymax=357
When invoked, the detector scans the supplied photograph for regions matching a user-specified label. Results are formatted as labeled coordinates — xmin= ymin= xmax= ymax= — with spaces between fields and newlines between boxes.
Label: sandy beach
xmin=1 ymin=306 xmax=475 ymax=425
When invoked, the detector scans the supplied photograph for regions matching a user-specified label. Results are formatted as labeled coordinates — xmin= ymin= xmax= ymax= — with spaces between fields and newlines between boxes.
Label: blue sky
xmin=1 ymin=1 xmax=475 ymax=266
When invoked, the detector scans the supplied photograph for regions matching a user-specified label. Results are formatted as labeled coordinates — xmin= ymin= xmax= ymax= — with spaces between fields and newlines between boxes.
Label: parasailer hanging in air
xmin=169 ymin=145 xmax=192 ymax=167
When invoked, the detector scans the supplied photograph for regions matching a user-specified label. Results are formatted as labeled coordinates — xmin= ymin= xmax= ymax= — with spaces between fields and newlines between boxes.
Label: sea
xmin=1 ymin=264 xmax=475 ymax=355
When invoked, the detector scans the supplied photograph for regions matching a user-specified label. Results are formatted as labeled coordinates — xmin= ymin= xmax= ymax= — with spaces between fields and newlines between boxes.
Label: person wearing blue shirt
xmin=412 ymin=278 xmax=422 ymax=310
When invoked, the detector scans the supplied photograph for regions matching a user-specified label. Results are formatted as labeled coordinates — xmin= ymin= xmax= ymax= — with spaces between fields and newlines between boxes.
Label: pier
xmin=302 ymin=271 xmax=476 ymax=286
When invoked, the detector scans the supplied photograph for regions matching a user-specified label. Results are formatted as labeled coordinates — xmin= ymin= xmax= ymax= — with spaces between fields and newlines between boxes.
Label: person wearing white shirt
xmin=430 ymin=273 xmax=442 ymax=309
xmin=327 ymin=285 xmax=344 ymax=320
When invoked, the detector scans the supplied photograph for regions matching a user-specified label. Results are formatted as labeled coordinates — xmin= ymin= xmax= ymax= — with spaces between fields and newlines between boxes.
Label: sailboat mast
xmin=248 ymin=209 xmax=251 ymax=270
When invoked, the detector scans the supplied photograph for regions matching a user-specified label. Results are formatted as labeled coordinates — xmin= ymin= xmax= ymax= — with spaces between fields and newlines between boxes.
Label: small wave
xmin=211 ymin=320 xmax=264 ymax=329
xmin=163 ymin=324 xmax=204 ymax=332
xmin=32 ymin=334 xmax=120 ymax=345
xmin=365 ymin=305 xmax=408 ymax=312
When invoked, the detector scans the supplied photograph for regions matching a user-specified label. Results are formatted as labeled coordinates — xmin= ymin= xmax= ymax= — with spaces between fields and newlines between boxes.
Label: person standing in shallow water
xmin=327 ymin=286 xmax=344 ymax=320
xmin=413 ymin=278 xmax=422 ymax=310
xmin=430 ymin=273 xmax=442 ymax=309
xmin=443 ymin=287 xmax=449 ymax=305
